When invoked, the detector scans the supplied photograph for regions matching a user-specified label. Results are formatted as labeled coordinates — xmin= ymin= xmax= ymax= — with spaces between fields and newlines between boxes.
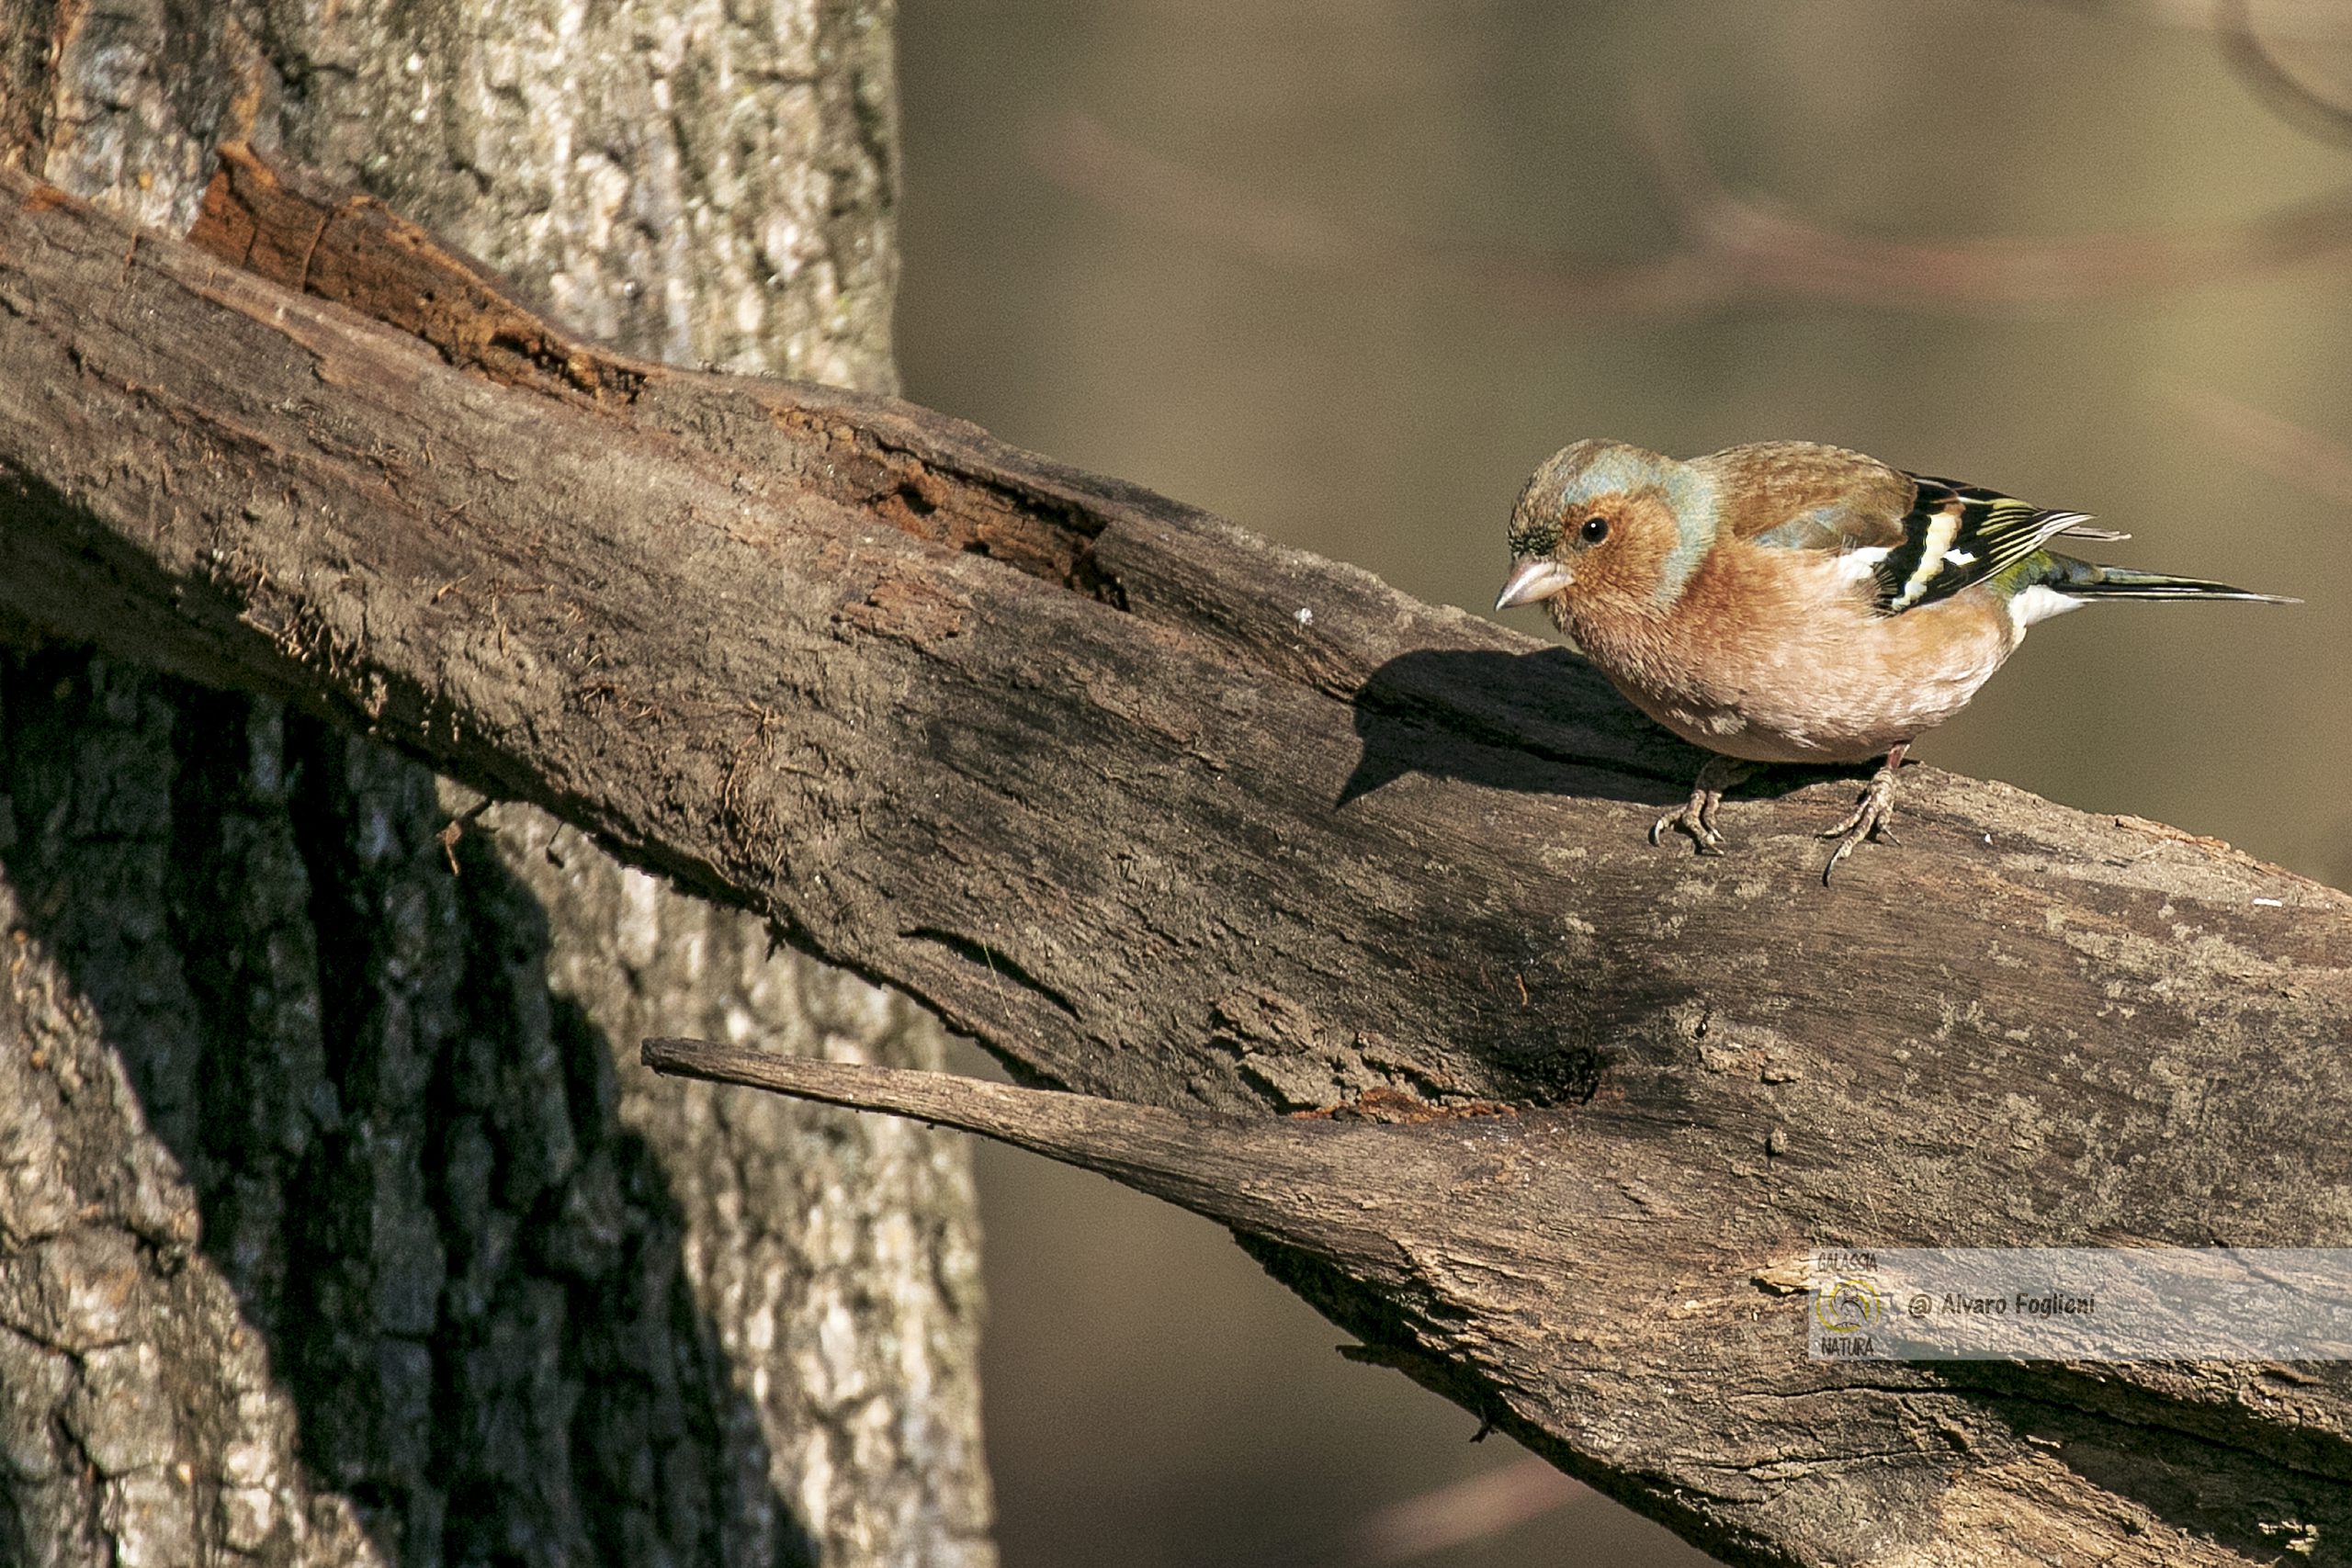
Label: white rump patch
xmin=2008 ymin=584 xmax=2086 ymax=629
xmin=1943 ymin=547 xmax=1977 ymax=566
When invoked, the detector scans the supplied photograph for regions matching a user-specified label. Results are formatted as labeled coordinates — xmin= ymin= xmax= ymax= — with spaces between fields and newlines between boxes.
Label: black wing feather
xmin=1870 ymin=474 xmax=2109 ymax=615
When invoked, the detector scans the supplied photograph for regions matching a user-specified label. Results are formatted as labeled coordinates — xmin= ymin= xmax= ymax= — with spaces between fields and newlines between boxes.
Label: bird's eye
xmin=1579 ymin=516 xmax=1610 ymax=545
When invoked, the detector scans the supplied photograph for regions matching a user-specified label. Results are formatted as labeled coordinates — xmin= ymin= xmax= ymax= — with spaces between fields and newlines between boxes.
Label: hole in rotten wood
xmin=860 ymin=462 xmax=1126 ymax=608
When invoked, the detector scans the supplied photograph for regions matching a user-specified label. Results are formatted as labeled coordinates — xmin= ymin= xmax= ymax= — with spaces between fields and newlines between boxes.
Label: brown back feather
xmin=1691 ymin=442 xmax=1917 ymax=549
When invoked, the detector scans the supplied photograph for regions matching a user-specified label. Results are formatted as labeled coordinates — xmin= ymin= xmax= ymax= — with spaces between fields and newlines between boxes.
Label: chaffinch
xmin=1493 ymin=439 xmax=2293 ymax=882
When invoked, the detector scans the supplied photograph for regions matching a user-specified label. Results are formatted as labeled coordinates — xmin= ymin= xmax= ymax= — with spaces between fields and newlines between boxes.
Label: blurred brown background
xmin=893 ymin=4 xmax=2352 ymax=1563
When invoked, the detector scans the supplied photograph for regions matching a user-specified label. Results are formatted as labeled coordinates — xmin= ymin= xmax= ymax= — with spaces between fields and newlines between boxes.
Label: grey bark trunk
xmin=0 ymin=6 xmax=992 ymax=1566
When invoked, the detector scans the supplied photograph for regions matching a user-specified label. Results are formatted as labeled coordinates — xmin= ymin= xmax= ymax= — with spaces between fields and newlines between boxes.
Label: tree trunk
xmin=0 ymin=6 xmax=991 ymax=1567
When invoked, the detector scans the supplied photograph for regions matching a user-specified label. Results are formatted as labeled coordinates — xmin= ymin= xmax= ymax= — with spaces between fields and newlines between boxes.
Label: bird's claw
xmin=1652 ymin=757 xmax=1752 ymax=856
xmin=1653 ymin=795 xmax=1728 ymax=855
xmin=1819 ymin=768 xmax=1901 ymax=884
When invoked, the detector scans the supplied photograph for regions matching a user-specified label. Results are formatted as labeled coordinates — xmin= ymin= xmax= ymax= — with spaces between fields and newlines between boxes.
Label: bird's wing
xmin=1700 ymin=444 xmax=2124 ymax=616
xmin=1864 ymin=473 xmax=2120 ymax=615
xmin=1703 ymin=442 xmax=1917 ymax=552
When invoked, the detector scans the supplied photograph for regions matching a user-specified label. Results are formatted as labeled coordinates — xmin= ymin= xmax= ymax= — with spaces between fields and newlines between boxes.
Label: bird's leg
xmin=1820 ymin=742 xmax=1909 ymax=884
xmin=1651 ymin=755 xmax=1758 ymax=856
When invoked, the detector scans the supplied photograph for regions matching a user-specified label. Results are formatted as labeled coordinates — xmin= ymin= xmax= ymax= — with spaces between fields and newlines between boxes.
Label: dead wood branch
xmin=6 ymin=155 xmax=2352 ymax=1567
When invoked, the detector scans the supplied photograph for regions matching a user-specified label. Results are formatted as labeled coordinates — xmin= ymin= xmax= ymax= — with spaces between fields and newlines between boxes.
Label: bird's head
xmin=1494 ymin=438 xmax=1714 ymax=627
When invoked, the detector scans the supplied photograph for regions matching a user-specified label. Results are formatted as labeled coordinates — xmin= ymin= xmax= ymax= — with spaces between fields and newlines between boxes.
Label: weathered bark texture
xmin=5 ymin=121 xmax=2352 ymax=1568
xmin=0 ymin=6 xmax=989 ymax=1568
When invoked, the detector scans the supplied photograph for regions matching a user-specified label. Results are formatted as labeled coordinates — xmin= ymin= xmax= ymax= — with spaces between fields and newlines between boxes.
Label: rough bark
xmin=5 ymin=132 xmax=2352 ymax=1567
xmin=0 ymin=6 xmax=989 ymax=1568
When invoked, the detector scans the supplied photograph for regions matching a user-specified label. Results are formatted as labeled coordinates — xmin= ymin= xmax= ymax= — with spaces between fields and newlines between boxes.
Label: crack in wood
xmin=901 ymin=927 xmax=1082 ymax=1020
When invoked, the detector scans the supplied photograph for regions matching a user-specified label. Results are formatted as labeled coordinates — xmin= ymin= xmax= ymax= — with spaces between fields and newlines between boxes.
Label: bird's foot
xmin=1652 ymin=793 xmax=1727 ymax=855
xmin=1651 ymin=757 xmax=1756 ymax=857
xmin=1819 ymin=747 xmax=1908 ymax=884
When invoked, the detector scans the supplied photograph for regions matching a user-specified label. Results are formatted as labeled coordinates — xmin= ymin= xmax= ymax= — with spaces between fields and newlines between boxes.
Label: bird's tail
xmin=2043 ymin=556 xmax=2298 ymax=604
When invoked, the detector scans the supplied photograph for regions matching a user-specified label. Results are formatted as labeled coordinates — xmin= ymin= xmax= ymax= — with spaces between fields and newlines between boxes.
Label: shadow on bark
xmin=1340 ymin=647 xmax=1675 ymax=809
xmin=1340 ymin=646 xmax=1875 ymax=818
xmin=0 ymin=646 xmax=819 ymax=1567
xmin=1944 ymin=1361 xmax=2352 ymax=1562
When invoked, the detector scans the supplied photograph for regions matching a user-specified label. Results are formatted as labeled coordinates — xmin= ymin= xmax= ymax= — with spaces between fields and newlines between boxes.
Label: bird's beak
xmin=1494 ymin=558 xmax=1573 ymax=611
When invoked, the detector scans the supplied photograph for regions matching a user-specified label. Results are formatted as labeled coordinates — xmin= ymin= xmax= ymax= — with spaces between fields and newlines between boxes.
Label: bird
xmin=1492 ymin=438 xmax=2293 ymax=882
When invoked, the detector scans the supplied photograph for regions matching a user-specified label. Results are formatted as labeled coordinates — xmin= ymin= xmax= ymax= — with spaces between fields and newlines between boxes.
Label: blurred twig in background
xmin=2035 ymin=0 xmax=2352 ymax=39
xmin=2216 ymin=0 xmax=2352 ymax=145
xmin=1322 ymin=1457 xmax=1588 ymax=1567
xmin=1033 ymin=103 xmax=2352 ymax=316
xmin=1033 ymin=0 xmax=2352 ymax=325
xmin=2171 ymin=387 xmax=2352 ymax=506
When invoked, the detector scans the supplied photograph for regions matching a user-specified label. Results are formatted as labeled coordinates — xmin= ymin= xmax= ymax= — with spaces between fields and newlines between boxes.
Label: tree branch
xmin=6 ymin=156 xmax=2351 ymax=1567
